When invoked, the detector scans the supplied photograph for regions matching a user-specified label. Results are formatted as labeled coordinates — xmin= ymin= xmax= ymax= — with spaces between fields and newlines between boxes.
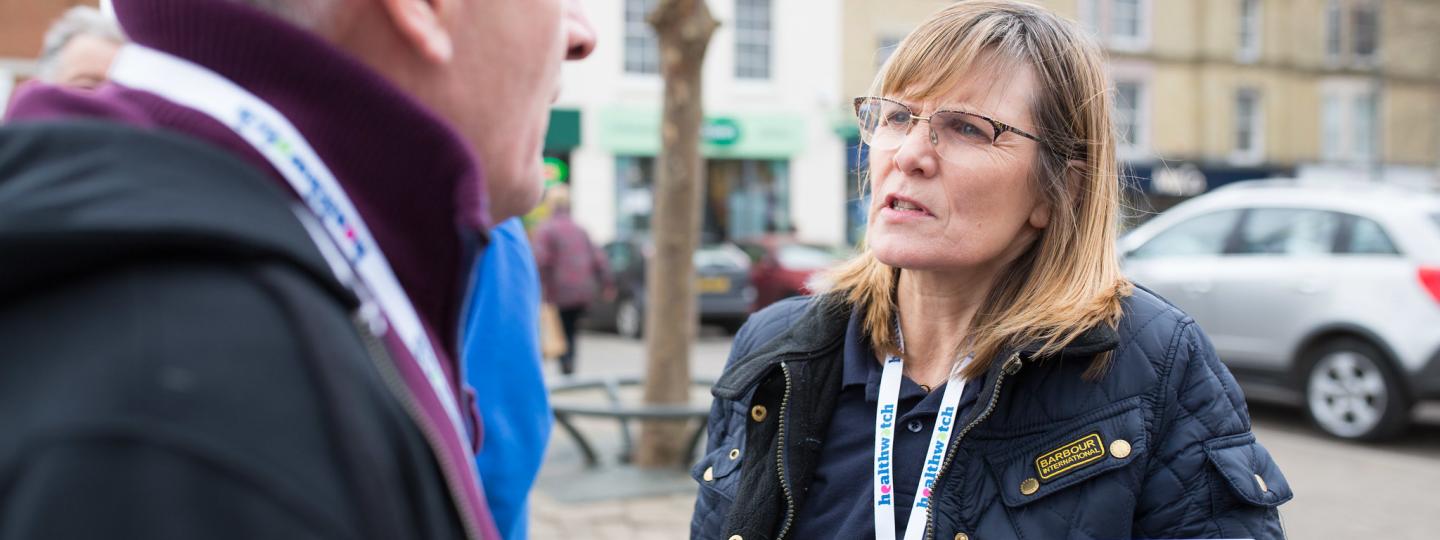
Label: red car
xmin=735 ymin=236 xmax=847 ymax=312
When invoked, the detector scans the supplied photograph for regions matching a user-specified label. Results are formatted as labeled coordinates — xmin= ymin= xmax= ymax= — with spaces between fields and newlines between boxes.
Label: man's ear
xmin=376 ymin=0 xmax=453 ymax=63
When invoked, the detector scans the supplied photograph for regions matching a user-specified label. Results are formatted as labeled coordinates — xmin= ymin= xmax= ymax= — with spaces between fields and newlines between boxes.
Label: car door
xmin=1123 ymin=209 xmax=1244 ymax=330
xmin=1204 ymin=208 xmax=1343 ymax=371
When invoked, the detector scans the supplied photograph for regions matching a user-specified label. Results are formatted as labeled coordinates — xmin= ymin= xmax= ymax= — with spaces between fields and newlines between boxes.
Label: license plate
xmin=697 ymin=276 xmax=731 ymax=294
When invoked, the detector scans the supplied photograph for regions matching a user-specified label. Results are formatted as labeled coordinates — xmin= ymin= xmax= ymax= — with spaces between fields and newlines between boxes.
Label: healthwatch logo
xmin=876 ymin=403 xmax=896 ymax=506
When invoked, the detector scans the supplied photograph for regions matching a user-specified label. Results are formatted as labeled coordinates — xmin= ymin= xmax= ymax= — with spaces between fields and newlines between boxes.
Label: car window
xmin=1130 ymin=210 xmax=1241 ymax=259
xmin=1235 ymin=209 xmax=1340 ymax=256
xmin=1345 ymin=216 xmax=1399 ymax=255
xmin=605 ymin=243 xmax=633 ymax=272
xmin=694 ymin=245 xmax=750 ymax=271
xmin=777 ymin=244 xmax=842 ymax=270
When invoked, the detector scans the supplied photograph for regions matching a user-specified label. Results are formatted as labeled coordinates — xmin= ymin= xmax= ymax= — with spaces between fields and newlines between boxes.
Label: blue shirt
xmin=463 ymin=218 xmax=548 ymax=539
xmin=789 ymin=310 xmax=980 ymax=539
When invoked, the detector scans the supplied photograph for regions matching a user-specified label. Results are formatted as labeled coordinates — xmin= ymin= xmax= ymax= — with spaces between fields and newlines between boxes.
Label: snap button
xmin=703 ymin=466 xmax=715 ymax=482
xmin=954 ymin=532 xmax=970 ymax=540
xmin=750 ymin=405 xmax=768 ymax=422
xmin=907 ymin=419 xmax=925 ymax=433
xmin=1020 ymin=477 xmax=1039 ymax=495
xmin=1110 ymin=439 xmax=1132 ymax=459
xmin=1254 ymin=473 xmax=1269 ymax=493
xmin=729 ymin=448 xmax=741 ymax=460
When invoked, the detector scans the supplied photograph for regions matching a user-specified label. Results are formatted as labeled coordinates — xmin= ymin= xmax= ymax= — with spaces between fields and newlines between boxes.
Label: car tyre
xmin=616 ymin=297 xmax=643 ymax=340
xmin=1302 ymin=338 xmax=1410 ymax=441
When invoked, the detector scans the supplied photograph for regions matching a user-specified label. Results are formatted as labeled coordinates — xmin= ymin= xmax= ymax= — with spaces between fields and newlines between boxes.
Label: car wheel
xmin=616 ymin=298 xmax=643 ymax=340
xmin=1302 ymin=338 xmax=1410 ymax=441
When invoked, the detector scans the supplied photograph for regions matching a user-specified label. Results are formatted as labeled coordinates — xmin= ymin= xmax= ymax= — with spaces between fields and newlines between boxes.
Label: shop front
xmin=598 ymin=105 xmax=808 ymax=243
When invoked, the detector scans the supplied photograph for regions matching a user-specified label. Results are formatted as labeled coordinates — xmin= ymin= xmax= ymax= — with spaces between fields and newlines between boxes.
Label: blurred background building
xmin=5 ymin=0 xmax=1439 ymax=243
xmin=555 ymin=0 xmax=848 ymax=246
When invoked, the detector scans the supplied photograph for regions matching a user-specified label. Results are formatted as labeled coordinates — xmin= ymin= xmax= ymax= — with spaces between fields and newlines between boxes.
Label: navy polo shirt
xmin=789 ymin=311 xmax=980 ymax=539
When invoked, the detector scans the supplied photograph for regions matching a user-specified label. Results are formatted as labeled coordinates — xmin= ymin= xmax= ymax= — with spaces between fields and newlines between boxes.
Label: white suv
xmin=1121 ymin=179 xmax=1440 ymax=441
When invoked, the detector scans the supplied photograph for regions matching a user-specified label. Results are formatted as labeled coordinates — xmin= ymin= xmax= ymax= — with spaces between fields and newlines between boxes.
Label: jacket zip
xmin=357 ymin=319 xmax=482 ymax=540
xmin=773 ymin=361 xmax=798 ymax=540
xmin=923 ymin=352 xmax=1024 ymax=540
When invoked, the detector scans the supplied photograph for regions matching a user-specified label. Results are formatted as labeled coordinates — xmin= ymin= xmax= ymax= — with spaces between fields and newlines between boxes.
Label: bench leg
xmin=553 ymin=412 xmax=600 ymax=468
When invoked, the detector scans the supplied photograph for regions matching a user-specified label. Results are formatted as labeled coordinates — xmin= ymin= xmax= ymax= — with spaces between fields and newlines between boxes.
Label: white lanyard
xmin=873 ymin=348 xmax=970 ymax=540
xmin=107 ymin=44 xmax=469 ymax=445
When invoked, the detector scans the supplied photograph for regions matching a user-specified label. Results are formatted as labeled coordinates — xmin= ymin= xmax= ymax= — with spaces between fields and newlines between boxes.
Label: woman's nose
xmin=891 ymin=120 xmax=939 ymax=178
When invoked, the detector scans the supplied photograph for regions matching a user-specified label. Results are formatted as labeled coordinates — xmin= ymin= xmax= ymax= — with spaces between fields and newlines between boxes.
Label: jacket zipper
xmin=923 ymin=352 xmax=1023 ymax=540
xmin=773 ymin=361 xmax=798 ymax=540
xmin=357 ymin=318 xmax=482 ymax=540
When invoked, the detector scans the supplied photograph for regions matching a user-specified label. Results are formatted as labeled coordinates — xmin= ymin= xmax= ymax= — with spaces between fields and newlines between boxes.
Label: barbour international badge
xmin=1034 ymin=433 xmax=1106 ymax=482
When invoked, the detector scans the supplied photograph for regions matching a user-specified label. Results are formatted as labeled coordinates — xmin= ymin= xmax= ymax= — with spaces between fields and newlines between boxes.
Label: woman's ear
xmin=376 ymin=0 xmax=454 ymax=63
xmin=1029 ymin=159 xmax=1085 ymax=229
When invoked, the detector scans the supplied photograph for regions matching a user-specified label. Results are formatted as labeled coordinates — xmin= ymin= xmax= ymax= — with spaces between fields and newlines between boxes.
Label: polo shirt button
xmin=907 ymin=419 xmax=925 ymax=433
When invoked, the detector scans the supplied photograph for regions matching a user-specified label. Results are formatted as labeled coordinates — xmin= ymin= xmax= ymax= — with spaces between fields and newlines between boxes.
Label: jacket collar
xmin=713 ymin=294 xmax=1121 ymax=400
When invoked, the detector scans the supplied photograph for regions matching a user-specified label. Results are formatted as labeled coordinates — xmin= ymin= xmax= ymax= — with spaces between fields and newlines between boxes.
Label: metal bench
xmin=548 ymin=376 xmax=715 ymax=468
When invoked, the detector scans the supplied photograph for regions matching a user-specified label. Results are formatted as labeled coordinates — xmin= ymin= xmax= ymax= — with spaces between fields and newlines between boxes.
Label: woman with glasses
xmin=689 ymin=2 xmax=1291 ymax=539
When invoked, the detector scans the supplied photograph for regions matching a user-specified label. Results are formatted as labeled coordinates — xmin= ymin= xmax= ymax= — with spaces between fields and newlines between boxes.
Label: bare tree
xmin=634 ymin=0 xmax=718 ymax=468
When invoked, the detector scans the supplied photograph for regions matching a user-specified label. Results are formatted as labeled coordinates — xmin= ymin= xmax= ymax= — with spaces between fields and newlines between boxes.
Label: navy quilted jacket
xmin=690 ymin=288 xmax=1292 ymax=540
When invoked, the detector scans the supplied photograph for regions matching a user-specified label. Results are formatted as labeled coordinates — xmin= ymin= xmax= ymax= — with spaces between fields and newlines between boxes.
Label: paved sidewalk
xmin=526 ymin=330 xmax=725 ymax=539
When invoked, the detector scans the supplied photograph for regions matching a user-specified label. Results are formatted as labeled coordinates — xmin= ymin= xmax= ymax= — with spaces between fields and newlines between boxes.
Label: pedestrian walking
xmin=691 ymin=2 xmax=1291 ymax=539
xmin=0 ymin=0 xmax=594 ymax=538
xmin=534 ymin=186 xmax=612 ymax=375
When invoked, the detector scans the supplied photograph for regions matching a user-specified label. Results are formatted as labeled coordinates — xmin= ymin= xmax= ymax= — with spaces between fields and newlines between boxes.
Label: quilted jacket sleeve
xmin=1134 ymin=321 xmax=1293 ymax=539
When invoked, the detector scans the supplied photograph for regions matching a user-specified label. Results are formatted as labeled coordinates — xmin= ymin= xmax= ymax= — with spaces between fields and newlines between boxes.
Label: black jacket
xmin=691 ymin=290 xmax=1292 ymax=540
xmin=0 ymin=122 xmax=466 ymax=539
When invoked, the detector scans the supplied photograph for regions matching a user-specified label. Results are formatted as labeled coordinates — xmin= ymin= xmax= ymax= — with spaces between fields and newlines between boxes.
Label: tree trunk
xmin=634 ymin=0 xmax=718 ymax=468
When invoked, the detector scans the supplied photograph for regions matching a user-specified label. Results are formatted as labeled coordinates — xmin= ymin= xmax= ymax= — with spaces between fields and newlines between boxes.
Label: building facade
xmin=839 ymin=0 xmax=1440 ymax=228
xmin=557 ymin=0 xmax=849 ymax=246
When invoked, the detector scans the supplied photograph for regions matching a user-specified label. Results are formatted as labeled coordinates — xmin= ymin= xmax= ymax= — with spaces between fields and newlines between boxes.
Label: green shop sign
xmin=596 ymin=105 xmax=807 ymax=159
xmin=543 ymin=156 xmax=569 ymax=187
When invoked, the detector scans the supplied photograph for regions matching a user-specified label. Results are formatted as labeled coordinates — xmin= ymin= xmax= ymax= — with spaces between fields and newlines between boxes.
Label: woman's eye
xmin=884 ymin=111 xmax=911 ymax=126
xmin=945 ymin=118 xmax=991 ymax=142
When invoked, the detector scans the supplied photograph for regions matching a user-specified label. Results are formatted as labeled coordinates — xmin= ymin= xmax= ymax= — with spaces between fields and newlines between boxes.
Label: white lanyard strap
xmin=874 ymin=353 xmax=971 ymax=540
xmin=108 ymin=44 xmax=469 ymax=444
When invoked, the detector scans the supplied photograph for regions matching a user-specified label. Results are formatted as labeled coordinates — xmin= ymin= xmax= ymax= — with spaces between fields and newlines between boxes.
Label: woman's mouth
xmin=881 ymin=194 xmax=933 ymax=219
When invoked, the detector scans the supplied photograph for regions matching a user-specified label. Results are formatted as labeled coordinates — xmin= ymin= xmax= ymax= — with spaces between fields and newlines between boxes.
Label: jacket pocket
xmin=1202 ymin=432 xmax=1293 ymax=507
xmin=691 ymin=435 xmax=744 ymax=502
xmin=985 ymin=405 xmax=1149 ymax=507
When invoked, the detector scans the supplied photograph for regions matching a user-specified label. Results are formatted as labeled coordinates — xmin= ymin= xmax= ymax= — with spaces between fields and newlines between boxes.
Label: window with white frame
xmin=735 ymin=0 xmax=772 ymax=80
xmin=1112 ymin=0 xmax=1143 ymax=41
xmin=1114 ymin=80 xmax=1147 ymax=155
xmin=1352 ymin=2 xmax=1379 ymax=61
xmin=1353 ymin=93 xmax=1377 ymax=159
xmin=624 ymin=0 xmax=660 ymax=75
xmin=1077 ymin=0 xmax=1151 ymax=51
xmin=1319 ymin=86 xmax=1380 ymax=164
xmin=1238 ymin=0 xmax=1262 ymax=62
xmin=1325 ymin=0 xmax=1343 ymax=61
xmin=1322 ymin=95 xmax=1344 ymax=156
xmin=1233 ymin=88 xmax=1263 ymax=163
xmin=1077 ymin=0 xmax=1101 ymax=34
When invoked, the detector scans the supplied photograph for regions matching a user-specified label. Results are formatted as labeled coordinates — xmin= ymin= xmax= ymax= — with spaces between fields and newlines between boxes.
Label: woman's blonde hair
xmin=827 ymin=0 xmax=1132 ymax=380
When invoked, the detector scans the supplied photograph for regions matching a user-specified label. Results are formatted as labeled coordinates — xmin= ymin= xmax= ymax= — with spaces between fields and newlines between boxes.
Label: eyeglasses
xmin=854 ymin=97 xmax=1042 ymax=162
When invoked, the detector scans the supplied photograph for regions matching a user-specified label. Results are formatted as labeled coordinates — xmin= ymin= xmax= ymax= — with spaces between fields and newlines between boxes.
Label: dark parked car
xmin=734 ymin=235 xmax=846 ymax=311
xmin=588 ymin=240 xmax=755 ymax=338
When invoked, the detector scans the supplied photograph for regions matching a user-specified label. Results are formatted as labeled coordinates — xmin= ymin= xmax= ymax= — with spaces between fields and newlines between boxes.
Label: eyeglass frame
xmin=853 ymin=96 xmax=1043 ymax=149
